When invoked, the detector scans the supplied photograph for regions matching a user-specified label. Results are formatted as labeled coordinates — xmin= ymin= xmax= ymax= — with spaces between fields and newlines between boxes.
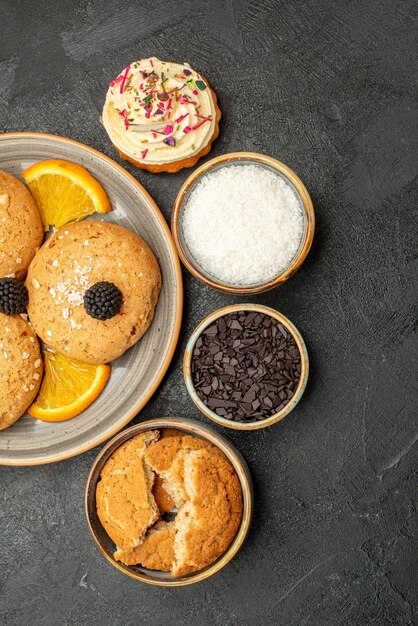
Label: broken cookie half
xmin=96 ymin=430 xmax=160 ymax=551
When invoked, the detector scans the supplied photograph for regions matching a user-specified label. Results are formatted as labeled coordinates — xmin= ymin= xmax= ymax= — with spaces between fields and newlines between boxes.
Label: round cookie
xmin=0 ymin=313 xmax=43 ymax=430
xmin=0 ymin=170 xmax=44 ymax=280
xmin=26 ymin=221 xmax=162 ymax=364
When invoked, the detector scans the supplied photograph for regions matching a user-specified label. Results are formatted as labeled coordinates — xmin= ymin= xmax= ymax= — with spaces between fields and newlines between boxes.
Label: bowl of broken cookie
xmin=85 ymin=417 xmax=253 ymax=586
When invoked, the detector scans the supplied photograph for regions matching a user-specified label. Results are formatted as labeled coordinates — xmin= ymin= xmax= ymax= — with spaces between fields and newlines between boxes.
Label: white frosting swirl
xmin=102 ymin=57 xmax=216 ymax=165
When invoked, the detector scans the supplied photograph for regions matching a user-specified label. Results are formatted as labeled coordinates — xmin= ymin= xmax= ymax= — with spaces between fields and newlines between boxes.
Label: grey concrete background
xmin=1 ymin=0 xmax=417 ymax=624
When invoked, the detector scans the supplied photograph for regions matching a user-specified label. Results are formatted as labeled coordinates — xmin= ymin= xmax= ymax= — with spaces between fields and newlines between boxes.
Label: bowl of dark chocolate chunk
xmin=184 ymin=304 xmax=309 ymax=430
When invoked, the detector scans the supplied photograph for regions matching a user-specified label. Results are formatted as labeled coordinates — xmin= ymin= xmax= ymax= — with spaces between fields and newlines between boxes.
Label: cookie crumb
xmin=0 ymin=193 xmax=10 ymax=207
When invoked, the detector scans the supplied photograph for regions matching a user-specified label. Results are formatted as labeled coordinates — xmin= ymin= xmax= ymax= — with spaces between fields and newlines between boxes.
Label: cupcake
xmin=102 ymin=57 xmax=221 ymax=173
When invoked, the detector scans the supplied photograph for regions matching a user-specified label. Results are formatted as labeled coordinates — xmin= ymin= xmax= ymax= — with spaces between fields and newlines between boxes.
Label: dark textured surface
xmin=0 ymin=1 xmax=417 ymax=624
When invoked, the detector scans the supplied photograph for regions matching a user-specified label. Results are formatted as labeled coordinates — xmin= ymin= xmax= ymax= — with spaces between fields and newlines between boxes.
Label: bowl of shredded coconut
xmin=172 ymin=152 xmax=315 ymax=294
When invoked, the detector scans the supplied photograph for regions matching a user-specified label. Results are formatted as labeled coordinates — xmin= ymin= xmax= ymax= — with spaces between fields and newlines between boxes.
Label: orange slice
xmin=21 ymin=159 xmax=111 ymax=230
xmin=28 ymin=351 xmax=110 ymax=422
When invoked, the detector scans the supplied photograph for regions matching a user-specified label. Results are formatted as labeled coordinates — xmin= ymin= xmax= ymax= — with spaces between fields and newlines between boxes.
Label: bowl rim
xmin=84 ymin=417 xmax=253 ymax=586
xmin=171 ymin=151 xmax=315 ymax=295
xmin=183 ymin=304 xmax=309 ymax=431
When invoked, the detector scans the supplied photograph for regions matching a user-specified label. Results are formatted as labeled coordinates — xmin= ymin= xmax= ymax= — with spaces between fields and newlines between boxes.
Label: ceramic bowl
xmin=171 ymin=152 xmax=315 ymax=295
xmin=184 ymin=304 xmax=309 ymax=431
xmin=85 ymin=418 xmax=253 ymax=586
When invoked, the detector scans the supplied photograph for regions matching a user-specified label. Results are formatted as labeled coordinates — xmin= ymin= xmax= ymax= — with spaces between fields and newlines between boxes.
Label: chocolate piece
xmin=192 ymin=311 xmax=302 ymax=423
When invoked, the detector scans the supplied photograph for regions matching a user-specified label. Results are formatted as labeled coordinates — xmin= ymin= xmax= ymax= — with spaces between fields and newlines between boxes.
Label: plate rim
xmin=0 ymin=131 xmax=183 ymax=466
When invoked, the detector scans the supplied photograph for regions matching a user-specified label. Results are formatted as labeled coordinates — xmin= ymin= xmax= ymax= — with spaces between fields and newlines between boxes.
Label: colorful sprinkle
xmin=175 ymin=113 xmax=188 ymax=123
xmin=157 ymin=90 xmax=169 ymax=102
xmin=119 ymin=65 xmax=130 ymax=94
xmin=183 ymin=69 xmax=192 ymax=76
xmin=191 ymin=115 xmax=212 ymax=130
xmin=183 ymin=126 xmax=192 ymax=134
xmin=164 ymin=124 xmax=174 ymax=135
xmin=118 ymin=109 xmax=129 ymax=130
xmin=147 ymin=71 xmax=158 ymax=83
xmin=195 ymin=80 xmax=207 ymax=91
xmin=141 ymin=149 xmax=148 ymax=159
xmin=163 ymin=137 xmax=176 ymax=147
xmin=109 ymin=75 xmax=123 ymax=87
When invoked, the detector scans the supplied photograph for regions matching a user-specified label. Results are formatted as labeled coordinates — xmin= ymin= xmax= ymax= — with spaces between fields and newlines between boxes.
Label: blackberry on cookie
xmin=84 ymin=281 xmax=123 ymax=320
xmin=0 ymin=277 xmax=28 ymax=315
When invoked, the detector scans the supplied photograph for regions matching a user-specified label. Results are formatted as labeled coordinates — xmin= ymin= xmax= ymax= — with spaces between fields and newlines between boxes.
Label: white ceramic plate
xmin=0 ymin=133 xmax=183 ymax=465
